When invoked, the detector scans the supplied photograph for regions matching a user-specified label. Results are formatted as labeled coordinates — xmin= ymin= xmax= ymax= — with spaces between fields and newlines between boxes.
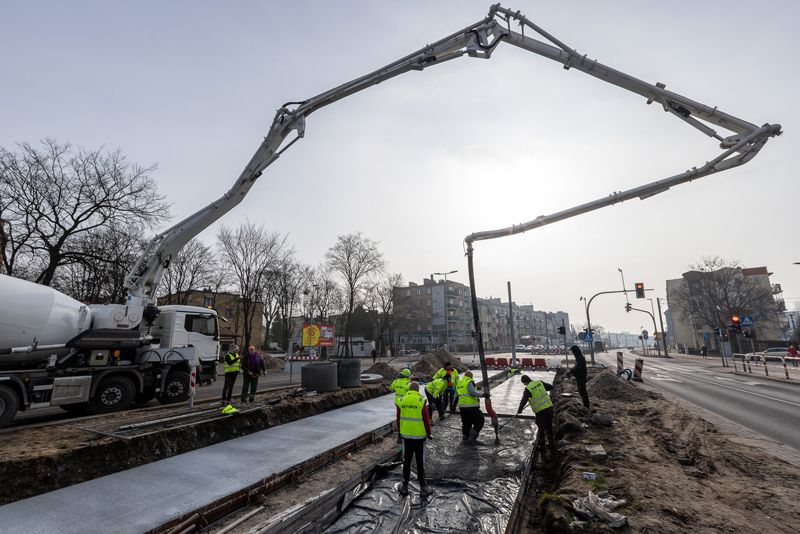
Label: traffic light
xmin=625 ymin=303 xmax=632 ymax=312
xmin=557 ymin=326 xmax=566 ymax=335
xmin=635 ymin=282 xmax=645 ymax=298
xmin=731 ymin=315 xmax=741 ymax=333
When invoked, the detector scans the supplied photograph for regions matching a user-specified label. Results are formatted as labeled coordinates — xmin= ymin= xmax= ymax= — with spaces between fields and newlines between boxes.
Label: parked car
xmin=398 ymin=349 xmax=420 ymax=358
xmin=760 ymin=347 xmax=789 ymax=361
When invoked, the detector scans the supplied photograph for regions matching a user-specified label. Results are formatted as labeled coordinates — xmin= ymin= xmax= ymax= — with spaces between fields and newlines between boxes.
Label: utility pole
xmin=580 ymin=296 xmax=595 ymax=365
xmin=507 ymin=281 xmax=517 ymax=367
xmin=656 ymin=297 xmax=669 ymax=356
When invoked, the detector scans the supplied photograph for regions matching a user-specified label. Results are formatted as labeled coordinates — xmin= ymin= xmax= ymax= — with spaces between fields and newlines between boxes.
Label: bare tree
xmin=54 ymin=226 xmax=148 ymax=303
xmin=672 ymin=256 xmax=779 ymax=347
xmin=325 ymin=233 xmax=384 ymax=357
xmin=217 ymin=222 xmax=287 ymax=351
xmin=274 ymin=258 xmax=312 ymax=351
xmin=0 ymin=140 xmax=169 ymax=284
xmin=159 ymin=238 xmax=220 ymax=304
xmin=364 ymin=272 xmax=403 ymax=356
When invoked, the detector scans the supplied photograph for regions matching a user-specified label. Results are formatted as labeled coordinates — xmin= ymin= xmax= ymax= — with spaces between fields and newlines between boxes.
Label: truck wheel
xmin=60 ymin=403 xmax=89 ymax=414
xmin=89 ymin=377 xmax=135 ymax=413
xmin=160 ymin=371 xmax=190 ymax=404
xmin=0 ymin=385 xmax=19 ymax=427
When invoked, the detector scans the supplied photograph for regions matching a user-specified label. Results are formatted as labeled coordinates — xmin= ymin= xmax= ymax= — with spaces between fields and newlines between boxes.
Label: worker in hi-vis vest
xmin=221 ymin=345 xmax=240 ymax=404
xmin=424 ymin=378 xmax=447 ymax=419
xmin=390 ymin=368 xmax=411 ymax=400
xmin=395 ymin=382 xmax=433 ymax=497
xmin=517 ymin=375 xmax=555 ymax=450
xmin=456 ymin=370 xmax=484 ymax=442
xmin=433 ymin=362 xmax=459 ymax=414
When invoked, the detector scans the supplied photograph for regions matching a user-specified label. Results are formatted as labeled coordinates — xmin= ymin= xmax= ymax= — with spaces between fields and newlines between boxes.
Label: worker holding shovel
xmin=396 ymin=382 xmax=433 ymax=496
xmin=517 ymin=375 xmax=555 ymax=451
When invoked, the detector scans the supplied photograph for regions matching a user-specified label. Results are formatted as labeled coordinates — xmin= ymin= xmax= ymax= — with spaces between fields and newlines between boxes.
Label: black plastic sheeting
xmin=323 ymin=417 xmax=537 ymax=534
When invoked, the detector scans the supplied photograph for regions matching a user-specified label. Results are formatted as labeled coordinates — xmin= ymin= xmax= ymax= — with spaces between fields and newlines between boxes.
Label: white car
xmin=761 ymin=347 xmax=789 ymax=361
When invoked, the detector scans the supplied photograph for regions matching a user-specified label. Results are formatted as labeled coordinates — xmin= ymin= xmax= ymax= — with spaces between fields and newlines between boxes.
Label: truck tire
xmin=160 ymin=371 xmax=190 ymax=404
xmin=0 ymin=385 xmax=19 ymax=427
xmin=89 ymin=376 xmax=135 ymax=414
xmin=60 ymin=402 xmax=89 ymax=414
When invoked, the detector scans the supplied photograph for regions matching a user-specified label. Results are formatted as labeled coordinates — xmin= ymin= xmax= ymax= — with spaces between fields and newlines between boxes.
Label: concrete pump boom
xmin=458 ymin=7 xmax=779 ymax=439
xmin=122 ymin=3 xmax=780 ymax=342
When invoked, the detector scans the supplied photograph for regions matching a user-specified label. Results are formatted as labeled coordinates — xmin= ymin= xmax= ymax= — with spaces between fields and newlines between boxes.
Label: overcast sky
xmin=2 ymin=1 xmax=796 ymax=334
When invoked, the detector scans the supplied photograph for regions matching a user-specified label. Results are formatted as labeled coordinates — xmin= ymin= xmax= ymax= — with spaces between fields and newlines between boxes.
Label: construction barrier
xmin=189 ymin=365 xmax=197 ymax=408
xmin=496 ymin=357 xmax=509 ymax=367
xmin=632 ymin=358 xmax=644 ymax=382
xmin=534 ymin=358 xmax=547 ymax=369
xmin=616 ymin=351 xmax=624 ymax=373
xmin=485 ymin=357 xmax=497 ymax=368
xmin=287 ymin=354 xmax=319 ymax=361
xmin=521 ymin=357 xmax=533 ymax=369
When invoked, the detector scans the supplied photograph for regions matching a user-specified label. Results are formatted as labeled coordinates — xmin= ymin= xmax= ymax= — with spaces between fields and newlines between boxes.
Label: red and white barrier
xmin=633 ymin=358 xmax=644 ymax=382
xmin=189 ymin=365 xmax=197 ymax=408
xmin=287 ymin=354 xmax=319 ymax=361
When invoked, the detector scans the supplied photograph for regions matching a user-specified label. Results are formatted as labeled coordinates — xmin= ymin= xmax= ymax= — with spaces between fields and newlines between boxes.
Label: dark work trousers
xmin=402 ymin=438 xmax=426 ymax=485
xmin=442 ymin=388 xmax=457 ymax=412
xmin=240 ymin=373 xmax=258 ymax=402
xmin=575 ymin=375 xmax=590 ymax=409
xmin=222 ymin=372 xmax=238 ymax=401
xmin=460 ymin=407 xmax=485 ymax=439
xmin=426 ymin=391 xmax=444 ymax=418
xmin=535 ymin=407 xmax=554 ymax=448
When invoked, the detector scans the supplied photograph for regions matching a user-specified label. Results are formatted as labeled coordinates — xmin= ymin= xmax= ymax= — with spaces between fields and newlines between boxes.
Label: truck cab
xmin=151 ymin=305 xmax=220 ymax=382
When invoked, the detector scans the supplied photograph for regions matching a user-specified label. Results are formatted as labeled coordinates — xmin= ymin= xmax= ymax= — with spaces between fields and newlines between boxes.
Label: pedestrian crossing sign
xmin=741 ymin=316 xmax=755 ymax=327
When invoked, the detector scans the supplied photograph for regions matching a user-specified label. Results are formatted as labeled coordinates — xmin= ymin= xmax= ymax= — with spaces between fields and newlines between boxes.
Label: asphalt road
xmin=596 ymin=352 xmax=800 ymax=452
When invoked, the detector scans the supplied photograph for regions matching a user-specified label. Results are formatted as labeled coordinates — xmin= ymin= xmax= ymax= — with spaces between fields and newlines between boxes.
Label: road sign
xmin=741 ymin=316 xmax=755 ymax=327
xmin=642 ymin=329 xmax=649 ymax=339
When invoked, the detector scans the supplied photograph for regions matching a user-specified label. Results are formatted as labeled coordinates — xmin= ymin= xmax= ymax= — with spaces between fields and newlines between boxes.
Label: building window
xmin=225 ymin=308 xmax=234 ymax=319
xmin=203 ymin=296 xmax=215 ymax=308
xmin=405 ymin=290 xmax=411 ymax=296
xmin=426 ymin=288 xmax=431 ymax=294
xmin=416 ymin=288 xmax=422 ymax=295
xmin=426 ymin=299 xmax=430 ymax=306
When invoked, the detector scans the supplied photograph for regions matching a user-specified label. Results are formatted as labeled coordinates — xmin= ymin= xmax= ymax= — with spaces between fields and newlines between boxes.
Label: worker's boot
xmin=398 ymin=481 xmax=409 ymax=496
xmin=468 ymin=429 xmax=480 ymax=442
xmin=420 ymin=483 xmax=432 ymax=497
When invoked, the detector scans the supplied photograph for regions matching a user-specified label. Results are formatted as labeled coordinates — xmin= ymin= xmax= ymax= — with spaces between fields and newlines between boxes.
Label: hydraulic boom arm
xmin=125 ymin=4 xmax=780 ymax=306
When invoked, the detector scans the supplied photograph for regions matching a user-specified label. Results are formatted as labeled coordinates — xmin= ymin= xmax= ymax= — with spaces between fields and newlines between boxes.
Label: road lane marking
xmin=648 ymin=371 xmax=800 ymax=408
xmin=714 ymin=376 xmax=763 ymax=386
xmin=650 ymin=374 xmax=683 ymax=382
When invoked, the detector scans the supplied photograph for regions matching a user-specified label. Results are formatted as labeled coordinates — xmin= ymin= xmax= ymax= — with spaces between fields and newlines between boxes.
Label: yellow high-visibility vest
xmin=224 ymin=352 xmax=240 ymax=373
xmin=398 ymin=390 xmax=427 ymax=439
xmin=525 ymin=380 xmax=553 ymax=413
xmin=456 ymin=376 xmax=479 ymax=407
xmin=390 ymin=377 xmax=410 ymax=399
xmin=424 ymin=378 xmax=446 ymax=398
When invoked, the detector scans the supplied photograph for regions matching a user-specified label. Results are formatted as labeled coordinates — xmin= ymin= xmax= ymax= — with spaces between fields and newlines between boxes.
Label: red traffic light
xmin=634 ymin=282 xmax=645 ymax=298
xmin=731 ymin=315 xmax=740 ymax=324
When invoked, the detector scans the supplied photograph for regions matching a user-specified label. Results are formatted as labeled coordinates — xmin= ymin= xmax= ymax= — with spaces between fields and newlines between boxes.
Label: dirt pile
xmin=518 ymin=369 xmax=800 ymax=533
xmin=585 ymin=368 xmax=652 ymax=403
xmin=411 ymin=350 xmax=468 ymax=378
xmin=263 ymin=353 xmax=284 ymax=370
xmin=364 ymin=362 xmax=399 ymax=381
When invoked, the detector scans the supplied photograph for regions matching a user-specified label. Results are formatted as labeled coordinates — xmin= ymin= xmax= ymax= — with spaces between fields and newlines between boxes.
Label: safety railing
xmin=733 ymin=353 xmax=800 ymax=379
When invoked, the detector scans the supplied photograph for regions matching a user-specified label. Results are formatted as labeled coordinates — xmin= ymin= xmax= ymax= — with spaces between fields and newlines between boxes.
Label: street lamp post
xmin=579 ymin=296 xmax=595 ymax=365
xmin=432 ymin=270 xmax=458 ymax=351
